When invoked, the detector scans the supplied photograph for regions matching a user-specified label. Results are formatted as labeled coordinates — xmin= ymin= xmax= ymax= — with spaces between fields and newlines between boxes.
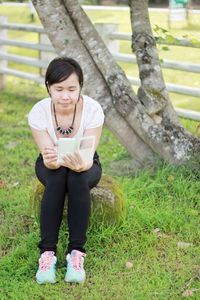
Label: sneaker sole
xmin=64 ymin=277 xmax=85 ymax=284
xmin=36 ymin=279 xmax=56 ymax=284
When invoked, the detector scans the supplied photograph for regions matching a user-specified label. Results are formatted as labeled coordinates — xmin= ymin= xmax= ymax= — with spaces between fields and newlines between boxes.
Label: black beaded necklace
xmin=53 ymin=103 xmax=77 ymax=135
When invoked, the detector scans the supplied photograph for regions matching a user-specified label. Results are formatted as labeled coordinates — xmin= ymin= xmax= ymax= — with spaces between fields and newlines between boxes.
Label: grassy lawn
xmin=0 ymin=4 xmax=200 ymax=111
xmin=0 ymin=6 xmax=200 ymax=299
xmin=0 ymin=79 xmax=200 ymax=299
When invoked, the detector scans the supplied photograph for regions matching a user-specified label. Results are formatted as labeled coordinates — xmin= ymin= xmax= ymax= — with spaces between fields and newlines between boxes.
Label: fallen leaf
xmin=153 ymin=228 xmax=169 ymax=238
xmin=12 ymin=182 xmax=19 ymax=187
xmin=4 ymin=141 xmax=20 ymax=149
xmin=0 ymin=180 xmax=6 ymax=188
xmin=182 ymin=289 xmax=193 ymax=297
xmin=129 ymin=204 xmax=136 ymax=209
xmin=153 ymin=228 xmax=161 ymax=234
xmin=125 ymin=261 xmax=133 ymax=269
xmin=177 ymin=242 xmax=193 ymax=249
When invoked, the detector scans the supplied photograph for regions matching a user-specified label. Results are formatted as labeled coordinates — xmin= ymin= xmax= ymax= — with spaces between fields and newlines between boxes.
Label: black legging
xmin=35 ymin=154 xmax=102 ymax=254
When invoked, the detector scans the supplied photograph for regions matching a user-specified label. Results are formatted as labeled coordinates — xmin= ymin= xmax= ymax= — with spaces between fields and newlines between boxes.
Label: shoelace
xmin=71 ymin=251 xmax=86 ymax=271
xmin=39 ymin=251 xmax=55 ymax=271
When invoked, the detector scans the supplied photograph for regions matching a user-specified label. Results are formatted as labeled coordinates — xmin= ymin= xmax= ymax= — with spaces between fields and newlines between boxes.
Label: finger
xmin=71 ymin=153 xmax=82 ymax=165
xmin=63 ymin=158 xmax=79 ymax=171
xmin=75 ymin=152 xmax=83 ymax=164
xmin=43 ymin=147 xmax=55 ymax=152
xmin=68 ymin=153 xmax=85 ymax=170
xmin=43 ymin=148 xmax=56 ymax=155
xmin=65 ymin=154 xmax=77 ymax=165
xmin=73 ymin=151 xmax=81 ymax=162
xmin=43 ymin=152 xmax=56 ymax=159
xmin=62 ymin=156 xmax=73 ymax=168
xmin=44 ymin=155 xmax=58 ymax=161
xmin=63 ymin=155 xmax=72 ymax=163
xmin=43 ymin=154 xmax=58 ymax=162
xmin=43 ymin=152 xmax=57 ymax=158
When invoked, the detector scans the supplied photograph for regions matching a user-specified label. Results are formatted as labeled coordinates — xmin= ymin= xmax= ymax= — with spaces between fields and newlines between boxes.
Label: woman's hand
xmin=42 ymin=147 xmax=60 ymax=169
xmin=61 ymin=151 xmax=92 ymax=172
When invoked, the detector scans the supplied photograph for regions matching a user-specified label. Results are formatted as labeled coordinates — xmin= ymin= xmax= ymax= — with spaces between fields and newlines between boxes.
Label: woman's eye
xmin=54 ymin=88 xmax=76 ymax=92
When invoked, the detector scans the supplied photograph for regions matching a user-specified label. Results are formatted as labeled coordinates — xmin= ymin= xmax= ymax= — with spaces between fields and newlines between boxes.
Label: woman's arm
xmin=83 ymin=125 xmax=103 ymax=152
xmin=31 ymin=128 xmax=60 ymax=169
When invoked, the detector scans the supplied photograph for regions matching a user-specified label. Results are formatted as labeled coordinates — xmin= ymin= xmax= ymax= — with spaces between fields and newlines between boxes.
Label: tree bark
xmin=129 ymin=0 xmax=176 ymax=118
xmin=32 ymin=0 xmax=200 ymax=167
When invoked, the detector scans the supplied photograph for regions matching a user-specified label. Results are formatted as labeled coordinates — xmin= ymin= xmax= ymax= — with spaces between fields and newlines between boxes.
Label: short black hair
xmin=45 ymin=57 xmax=83 ymax=92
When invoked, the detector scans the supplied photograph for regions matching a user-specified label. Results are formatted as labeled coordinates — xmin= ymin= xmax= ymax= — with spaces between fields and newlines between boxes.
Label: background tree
xmin=32 ymin=0 xmax=200 ymax=170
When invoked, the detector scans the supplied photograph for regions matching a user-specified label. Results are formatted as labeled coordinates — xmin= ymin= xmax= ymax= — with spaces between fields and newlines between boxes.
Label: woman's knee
xmin=45 ymin=167 xmax=68 ymax=186
xmin=67 ymin=171 xmax=89 ymax=191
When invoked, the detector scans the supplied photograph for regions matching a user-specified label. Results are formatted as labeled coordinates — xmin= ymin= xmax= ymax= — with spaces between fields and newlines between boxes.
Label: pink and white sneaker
xmin=36 ymin=251 xmax=57 ymax=284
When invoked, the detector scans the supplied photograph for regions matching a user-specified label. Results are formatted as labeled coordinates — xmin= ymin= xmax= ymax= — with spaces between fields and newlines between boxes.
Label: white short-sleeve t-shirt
xmin=28 ymin=95 xmax=105 ymax=145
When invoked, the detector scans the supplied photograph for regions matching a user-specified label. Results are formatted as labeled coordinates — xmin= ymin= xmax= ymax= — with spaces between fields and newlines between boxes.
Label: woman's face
xmin=49 ymin=73 xmax=81 ymax=111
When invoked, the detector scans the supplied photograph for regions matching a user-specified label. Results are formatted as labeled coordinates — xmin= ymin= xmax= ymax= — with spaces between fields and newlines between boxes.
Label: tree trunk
xmin=32 ymin=0 xmax=200 ymax=167
xmin=128 ymin=0 xmax=200 ymax=161
xmin=129 ymin=0 xmax=177 ymax=118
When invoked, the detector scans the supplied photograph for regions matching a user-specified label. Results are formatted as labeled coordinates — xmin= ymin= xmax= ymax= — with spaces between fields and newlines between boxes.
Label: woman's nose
xmin=62 ymin=92 xmax=71 ymax=100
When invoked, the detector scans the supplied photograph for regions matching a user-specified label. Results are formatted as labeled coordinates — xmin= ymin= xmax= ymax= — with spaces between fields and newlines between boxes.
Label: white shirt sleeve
xmin=28 ymin=102 xmax=47 ymax=131
xmin=84 ymin=100 xmax=105 ymax=129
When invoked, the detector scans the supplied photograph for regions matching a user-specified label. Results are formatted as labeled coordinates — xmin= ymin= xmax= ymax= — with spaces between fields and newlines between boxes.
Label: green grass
xmin=0 ymin=4 xmax=200 ymax=111
xmin=0 ymin=81 xmax=200 ymax=299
